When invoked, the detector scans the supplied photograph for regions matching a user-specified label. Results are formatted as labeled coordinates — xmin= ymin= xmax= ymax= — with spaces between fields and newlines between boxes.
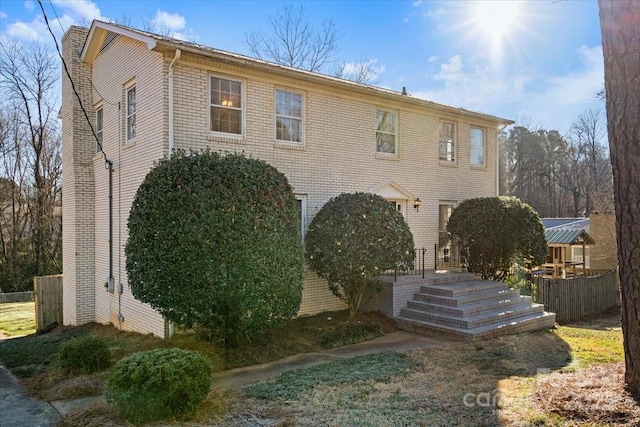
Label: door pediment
xmin=369 ymin=180 xmax=416 ymax=200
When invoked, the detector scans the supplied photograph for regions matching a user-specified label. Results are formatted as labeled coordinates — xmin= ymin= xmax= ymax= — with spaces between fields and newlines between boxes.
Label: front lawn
xmin=0 ymin=302 xmax=36 ymax=337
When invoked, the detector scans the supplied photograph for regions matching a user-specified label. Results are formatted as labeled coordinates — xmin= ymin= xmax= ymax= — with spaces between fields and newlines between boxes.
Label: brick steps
xmin=395 ymin=276 xmax=556 ymax=340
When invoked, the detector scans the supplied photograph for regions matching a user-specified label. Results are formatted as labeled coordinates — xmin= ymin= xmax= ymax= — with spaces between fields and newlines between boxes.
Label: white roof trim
xmin=81 ymin=20 xmax=157 ymax=64
xmin=369 ymin=180 xmax=417 ymax=200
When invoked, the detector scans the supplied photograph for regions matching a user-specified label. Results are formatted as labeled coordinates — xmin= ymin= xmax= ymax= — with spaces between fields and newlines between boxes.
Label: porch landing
xmin=381 ymin=271 xmax=556 ymax=340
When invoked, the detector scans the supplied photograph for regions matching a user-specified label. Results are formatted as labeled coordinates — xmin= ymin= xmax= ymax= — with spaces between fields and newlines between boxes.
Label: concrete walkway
xmin=0 ymin=366 xmax=60 ymax=427
xmin=0 ymin=330 xmax=456 ymax=425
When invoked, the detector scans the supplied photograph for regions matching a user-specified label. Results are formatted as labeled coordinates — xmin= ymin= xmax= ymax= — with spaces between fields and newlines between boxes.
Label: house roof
xmin=79 ymin=20 xmax=514 ymax=128
xmin=546 ymin=228 xmax=595 ymax=245
xmin=541 ymin=218 xmax=590 ymax=232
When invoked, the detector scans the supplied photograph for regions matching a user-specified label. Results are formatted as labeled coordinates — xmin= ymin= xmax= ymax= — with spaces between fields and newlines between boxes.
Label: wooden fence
xmin=34 ymin=274 xmax=63 ymax=332
xmin=533 ymin=269 xmax=618 ymax=323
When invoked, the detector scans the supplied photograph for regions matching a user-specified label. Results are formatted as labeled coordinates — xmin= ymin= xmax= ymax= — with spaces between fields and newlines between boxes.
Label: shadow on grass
xmin=232 ymin=328 xmax=573 ymax=427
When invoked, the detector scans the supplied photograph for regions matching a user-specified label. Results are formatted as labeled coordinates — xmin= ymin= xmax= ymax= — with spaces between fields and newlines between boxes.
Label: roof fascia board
xmin=81 ymin=20 xmax=157 ymax=64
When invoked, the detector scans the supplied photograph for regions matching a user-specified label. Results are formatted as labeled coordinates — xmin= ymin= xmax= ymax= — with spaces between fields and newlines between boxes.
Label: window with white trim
xmin=96 ymin=106 xmax=103 ymax=153
xmin=126 ymin=85 xmax=136 ymax=141
xmin=376 ymin=109 xmax=396 ymax=155
xmin=276 ymin=89 xmax=303 ymax=143
xmin=439 ymin=121 xmax=455 ymax=162
xmin=470 ymin=127 xmax=485 ymax=166
xmin=210 ymin=75 xmax=243 ymax=135
xmin=296 ymin=195 xmax=307 ymax=241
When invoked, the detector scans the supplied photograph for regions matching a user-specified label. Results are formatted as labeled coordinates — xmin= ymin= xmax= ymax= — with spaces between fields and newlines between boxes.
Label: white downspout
xmin=497 ymin=123 xmax=508 ymax=197
xmin=168 ymin=49 xmax=181 ymax=156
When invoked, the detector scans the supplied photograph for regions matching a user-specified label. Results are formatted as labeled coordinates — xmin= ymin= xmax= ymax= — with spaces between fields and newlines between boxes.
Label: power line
xmin=45 ymin=0 xmax=119 ymax=106
xmin=37 ymin=0 xmax=111 ymax=167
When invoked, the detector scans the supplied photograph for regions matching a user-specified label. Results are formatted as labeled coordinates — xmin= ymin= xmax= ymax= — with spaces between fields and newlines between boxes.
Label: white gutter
xmin=497 ymin=123 xmax=509 ymax=196
xmin=168 ymin=49 xmax=181 ymax=155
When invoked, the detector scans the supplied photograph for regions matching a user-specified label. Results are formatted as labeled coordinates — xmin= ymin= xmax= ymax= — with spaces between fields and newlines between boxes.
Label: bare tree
xmin=334 ymin=58 xmax=384 ymax=85
xmin=599 ymin=0 xmax=640 ymax=397
xmin=245 ymin=4 xmax=339 ymax=72
xmin=567 ymin=109 xmax=612 ymax=215
xmin=0 ymin=39 xmax=62 ymax=291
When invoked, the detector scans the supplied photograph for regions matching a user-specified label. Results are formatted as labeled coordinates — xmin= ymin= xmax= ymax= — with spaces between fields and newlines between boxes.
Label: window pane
xmin=376 ymin=132 xmax=396 ymax=154
xmin=127 ymin=87 xmax=136 ymax=115
xmin=210 ymin=76 xmax=243 ymax=135
xmin=470 ymin=128 xmax=484 ymax=165
xmin=127 ymin=114 xmax=136 ymax=140
xmin=376 ymin=110 xmax=395 ymax=133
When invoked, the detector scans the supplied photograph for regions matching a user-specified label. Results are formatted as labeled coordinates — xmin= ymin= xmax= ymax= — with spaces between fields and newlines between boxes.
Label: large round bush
xmin=105 ymin=348 xmax=211 ymax=423
xmin=126 ymin=151 xmax=304 ymax=342
xmin=305 ymin=192 xmax=415 ymax=317
xmin=447 ymin=196 xmax=547 ymax=280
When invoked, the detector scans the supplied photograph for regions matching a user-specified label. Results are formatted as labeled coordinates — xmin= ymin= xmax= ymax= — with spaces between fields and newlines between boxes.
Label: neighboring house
xmin=61 ymin=21 xmax=513 ymax=338
xmin=539 ymin=218 xmax=595 ymax=278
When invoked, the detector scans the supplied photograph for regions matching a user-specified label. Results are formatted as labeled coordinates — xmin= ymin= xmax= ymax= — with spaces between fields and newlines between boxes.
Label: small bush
xmin=318 ymin=323 xmax=384 ymax=349
xmin=105 ymin=348 xmax=212 ymax=424
xmin=58 ymin=336 xmax=111 ymax=374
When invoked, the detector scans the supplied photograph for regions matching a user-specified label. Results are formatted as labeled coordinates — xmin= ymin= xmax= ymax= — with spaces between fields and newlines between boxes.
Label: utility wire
xmin=37 ymin=0 xmax=111 ymax=167
xmin=46 ymin=0 xmax=119 ymax=106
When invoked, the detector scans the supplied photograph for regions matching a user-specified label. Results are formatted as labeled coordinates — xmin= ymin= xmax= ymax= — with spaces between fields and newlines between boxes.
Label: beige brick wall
xmin=66 ymin=26 xmax=503 ymax=336
xmin=89 ymin=35 xmax=167 ymax=337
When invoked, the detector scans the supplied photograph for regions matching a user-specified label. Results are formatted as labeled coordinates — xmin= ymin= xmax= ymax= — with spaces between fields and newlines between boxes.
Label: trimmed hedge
xmin=105 ymin=348 xmax=212 ymax=424
xmin=447 ymin=196 xmax=547 ymax=280
xmin=126 ymin=151 xmax=304 ymax=342
xmin=58 ymin=336 xmax=111 ymax=374
xmin=306 ymin=192 xmax=415 ymax=316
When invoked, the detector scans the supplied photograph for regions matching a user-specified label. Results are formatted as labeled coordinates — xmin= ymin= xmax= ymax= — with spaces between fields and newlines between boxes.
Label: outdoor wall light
xmin=413 ymin=198 xmax=422 ymax=212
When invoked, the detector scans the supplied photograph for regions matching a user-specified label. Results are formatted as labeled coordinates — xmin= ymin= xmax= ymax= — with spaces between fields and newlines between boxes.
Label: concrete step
xmin=407 ymin=294 xmax=530 ymax=317
xmin=419 ymin=280 xmax=508 ymax=297
xmin=413 ymin=287 xmax=521 ymax=307
xmin=396 ymin=311 xmax=556 ymax=341
xmin=400 ymin=303 xmax=546 ymax=329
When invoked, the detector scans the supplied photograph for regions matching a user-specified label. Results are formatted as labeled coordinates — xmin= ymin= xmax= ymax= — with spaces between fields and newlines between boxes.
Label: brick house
xmin=62 ymin=21 xmax=516 ymax=338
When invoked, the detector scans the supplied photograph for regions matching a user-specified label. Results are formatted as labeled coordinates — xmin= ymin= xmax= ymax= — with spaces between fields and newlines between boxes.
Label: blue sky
xmin=0 ymin=0 xmax=604 ymax=132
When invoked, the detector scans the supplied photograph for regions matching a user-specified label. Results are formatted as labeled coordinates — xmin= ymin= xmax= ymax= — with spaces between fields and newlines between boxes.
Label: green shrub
xmin=126 ymin=151 xmax=304 ymax=343
xmin=58 ymin=335 xmax=111 ymax=374
xmin=105 ymin=348 xmax=212 ymax=424
xmin=447 ymin=196 xmax=547 ymax=281
xmin=318 ymin=323 xmax=384 ymax=349
xmin=305 ymin=192 xmax=415 ymax=317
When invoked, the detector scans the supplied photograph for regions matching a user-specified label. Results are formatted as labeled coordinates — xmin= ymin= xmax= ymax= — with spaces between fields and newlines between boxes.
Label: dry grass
xmin=534 ymin=362 xmax=640 ymax=426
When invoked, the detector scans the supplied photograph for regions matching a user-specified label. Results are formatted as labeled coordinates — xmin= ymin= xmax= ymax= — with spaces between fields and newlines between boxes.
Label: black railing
xmin=434 ymin=244 xmax=466 ymax=270
xmin=384 ymin=247 xmax=426 ymax=280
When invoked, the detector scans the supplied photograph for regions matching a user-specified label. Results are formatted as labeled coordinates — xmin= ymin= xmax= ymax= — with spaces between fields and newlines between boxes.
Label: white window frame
xmin=470 ymin=127 xmax=485 ymax=166
xmin=209 ymin=74 xmax=244 ymax=137
xmin=125 ymin=84 xmax=136 ymax=142
xmin=96 ymin=105 xmax=103 ymax=153
xmin=376 ymin=109 xmax=397 ymax=156
xmin=275 ymin=88 xmax=304 ymax=144
xmin=296 ymin=195 xmax=307 ymax=242
xmin=439 ymin=121 xmax=456 ymax=163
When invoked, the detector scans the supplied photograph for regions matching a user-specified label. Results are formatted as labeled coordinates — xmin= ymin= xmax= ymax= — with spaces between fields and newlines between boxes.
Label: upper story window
xmin=470 ymin=127 xmax=485 ymax=166
xmin=439 ymin=121 xmax=455 ymax=162
xmin=376 ymin=109 xmax=396 ymax=155
xmin=96 ymin=106 xmax=103 ymax=153
xmin=210 ymin=75 xmax=243 ymax=135
xmin=126 ymin=85 xmax=136 ymax=141
xmin=276 ymin=89 xmax=303 ymax=143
